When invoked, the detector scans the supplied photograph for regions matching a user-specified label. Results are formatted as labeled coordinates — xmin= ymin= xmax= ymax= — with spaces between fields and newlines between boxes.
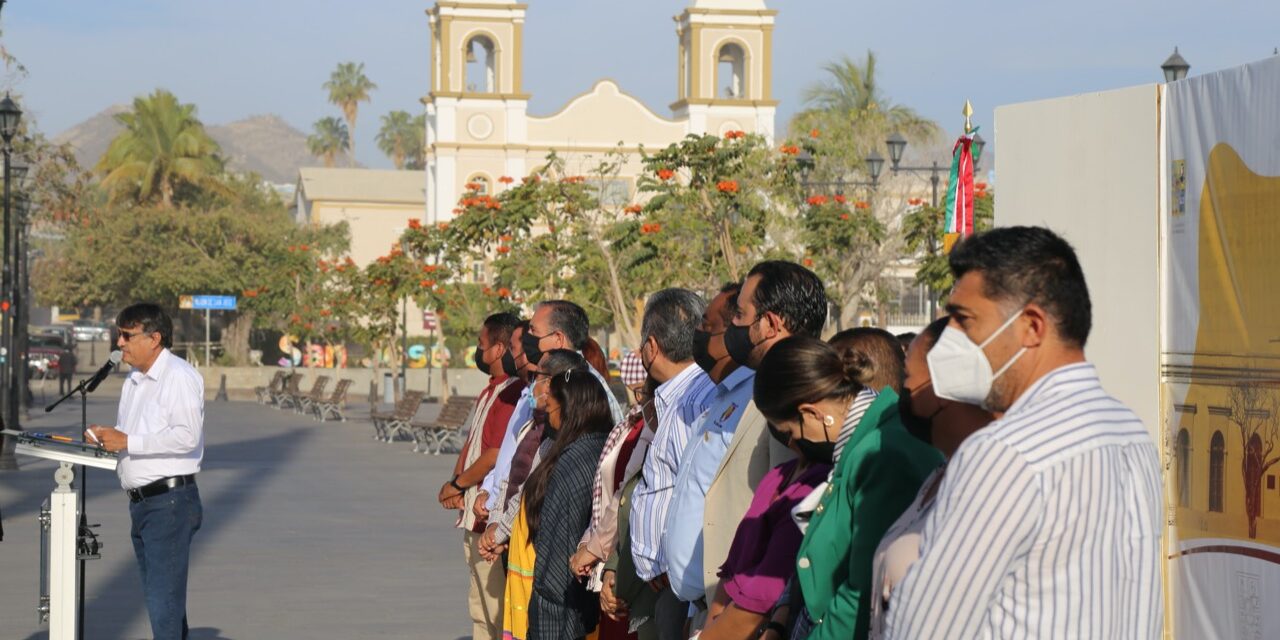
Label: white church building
xmin=423 ymin=0 xmax=780 ymax=222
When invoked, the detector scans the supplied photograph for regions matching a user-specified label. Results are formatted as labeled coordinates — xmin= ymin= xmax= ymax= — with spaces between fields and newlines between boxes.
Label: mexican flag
xmin=942 ymin=128 xmax=980 ymax=253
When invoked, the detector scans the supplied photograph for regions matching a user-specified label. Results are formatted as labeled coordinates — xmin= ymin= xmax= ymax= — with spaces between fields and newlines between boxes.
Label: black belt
xmin=127 ymin=475 xmax=196 ymax=502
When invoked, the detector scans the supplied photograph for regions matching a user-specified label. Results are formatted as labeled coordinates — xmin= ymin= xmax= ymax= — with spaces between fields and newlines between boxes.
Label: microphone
xmin=85 ymin=350 xmax=123 ymax=393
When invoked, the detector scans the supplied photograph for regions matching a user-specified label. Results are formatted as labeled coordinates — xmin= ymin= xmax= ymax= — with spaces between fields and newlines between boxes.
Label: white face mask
xmin=926 ymin=309 xmax=1027 ymax=410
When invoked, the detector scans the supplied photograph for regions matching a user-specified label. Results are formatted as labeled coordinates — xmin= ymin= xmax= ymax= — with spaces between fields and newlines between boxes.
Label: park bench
xmin=255 ymin=370 xmax=287 ymax=404
xmin=293 ymin=375 xmax=331 ymax=414
xmin=280 ymin=375 xmax=327 ymax=412
xmin=269 ymin=372 xmax=302 ymax=407
xmin=411 ymin=395 xmax=478 ymax=454
xmin=313 ymin=378 xmax=354 ymax=422
xmin=371 ymin=390 xmax=426 ymax=443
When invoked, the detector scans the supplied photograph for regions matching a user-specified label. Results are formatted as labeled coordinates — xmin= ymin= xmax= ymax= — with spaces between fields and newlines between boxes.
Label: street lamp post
xmin=15 ymin=192 xmax=29 ymax=418
xmin=0 ymin=93 xmax=20 ymax=469
xmin=1161 ymin=47 xmax=1191 ymax=83
xmin=795 ymin=149 xmax=884 ymax=195
xmin=884 ymin=130 xmax=986 ymax=320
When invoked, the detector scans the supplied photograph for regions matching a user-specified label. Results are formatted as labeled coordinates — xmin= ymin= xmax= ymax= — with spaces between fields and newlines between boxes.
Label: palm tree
xmin=405 ymin=113 xmax=427 ymax=170
xmin=307 ymin=117 xmax=350 ymax=168
xmin=376 ymin=110 xmax=416 ymax=169
xmin=323 ymin=62 xmax=377 ymax=166
xmin=791 ymin=51 xmax=939 ymax=169
xmin=96 ymin=89 xmax=226 ymax=208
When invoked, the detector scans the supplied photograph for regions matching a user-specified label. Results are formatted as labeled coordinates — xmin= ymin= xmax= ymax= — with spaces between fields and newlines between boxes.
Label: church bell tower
xmin=671 ymin=0 xmax=778 ymax=141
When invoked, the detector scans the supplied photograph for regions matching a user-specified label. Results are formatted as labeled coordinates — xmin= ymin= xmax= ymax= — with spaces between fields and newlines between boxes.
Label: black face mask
xmin=766 ymin=421 xmax=792 ymax=448
xmin=692 ymin=329 xmax=724 ymax=375
xmin=725 ymin=320 xmax=764 ymax=369
xmin=794 ymin=437 xmax=836 ymax=465
xmin=473 ymin=346 xmax=491 ymax=375
xmin=500 ymin=350 xmax=518 ymax=377
xmin=521 ymin=332 xmax=545 ymax=366
xmin=899 ymin=386 xmax=944 ymax=445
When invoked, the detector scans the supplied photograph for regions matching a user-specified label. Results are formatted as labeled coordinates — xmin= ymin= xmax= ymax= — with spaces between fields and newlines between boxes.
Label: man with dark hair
xmin=885 ymin=226 xmax=1162 ymax=639
xmin=662 ymin=282 xmax=755 ymax=624
xmin=438 ymin=311 xmax=526 ymax=640
xmin=627 ymin=288 xmax=715 ymax=639
xmin=88 ymin=303 xmax=204 ymax=639
xmin=828 ymin=327 xmax=906 ymax=394
xmin=475 ymin=320 xmax=537 ymax=526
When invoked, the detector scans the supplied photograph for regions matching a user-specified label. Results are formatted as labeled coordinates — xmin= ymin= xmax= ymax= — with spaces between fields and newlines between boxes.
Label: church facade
xmin=423 ymin=0 xmax=779 ymax=222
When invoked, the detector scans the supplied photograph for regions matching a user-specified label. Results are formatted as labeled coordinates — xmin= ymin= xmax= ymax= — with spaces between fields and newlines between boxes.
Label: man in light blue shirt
xmin=628 ymin=289 xmax=716 ymax=640
xmin=662 ymin=283 xmax=749 ymax=605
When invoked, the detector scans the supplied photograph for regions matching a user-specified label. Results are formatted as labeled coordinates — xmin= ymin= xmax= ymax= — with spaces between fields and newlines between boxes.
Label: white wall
xmin=994 ymin=84 xmax=1162 ymax=435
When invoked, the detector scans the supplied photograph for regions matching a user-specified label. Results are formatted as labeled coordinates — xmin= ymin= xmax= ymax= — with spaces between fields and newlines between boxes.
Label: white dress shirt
xmin=115 ymin=349 xmax=205 ymax=490
xmin=884 ymin=363 xmax=1163 ymax=639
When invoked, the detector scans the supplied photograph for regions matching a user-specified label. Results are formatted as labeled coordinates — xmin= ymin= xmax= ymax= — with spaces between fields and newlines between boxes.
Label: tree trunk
xmin=596 ymin=237 xmax=639 ymax=348
xmin=222 ymin=309 xmax=256 ymax=366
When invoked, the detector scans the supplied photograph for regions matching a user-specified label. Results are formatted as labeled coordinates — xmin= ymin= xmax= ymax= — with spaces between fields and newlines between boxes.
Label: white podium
xmin=6 ymin=430 xmax=117 ymax=640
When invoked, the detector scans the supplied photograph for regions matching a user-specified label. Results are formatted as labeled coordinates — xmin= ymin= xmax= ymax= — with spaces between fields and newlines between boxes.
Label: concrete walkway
xmin=0 ymin=391 xmax=473 ymax=639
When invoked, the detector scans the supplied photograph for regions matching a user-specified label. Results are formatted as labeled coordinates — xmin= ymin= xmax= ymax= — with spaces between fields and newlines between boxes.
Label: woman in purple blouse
xmin=697 ymin=417 xmax=833 ymax=637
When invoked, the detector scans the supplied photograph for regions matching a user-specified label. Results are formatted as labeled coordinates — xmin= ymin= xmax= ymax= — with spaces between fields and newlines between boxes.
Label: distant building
xmin=423 ymin=0 xmax=779 ymax=222
xmin=294 ymin=167 xmax=433 ymax=336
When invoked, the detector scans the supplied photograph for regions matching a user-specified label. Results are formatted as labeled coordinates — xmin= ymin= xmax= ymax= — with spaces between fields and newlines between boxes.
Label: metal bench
xmin=255 ymin=370 xmax=287 ymax=404
xmin=281 ymin=375 xmax=328 ymax=412
xmin=293 ymin=375 xmax=331 ymax=414
xmin=313 ymin=378 xmax=354 ymax=422
xmin=371 ymin=390 xmax=426 ymax=443
xmin=270 ymin=372 xmax=302 ymax=407
xmin=410 ymin=395 xmax=478 ymax=454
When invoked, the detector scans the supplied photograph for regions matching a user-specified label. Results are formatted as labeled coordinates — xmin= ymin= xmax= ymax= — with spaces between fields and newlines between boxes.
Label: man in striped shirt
xmin=884 ymin=226 xmax=1162 ymax=639
xmin=629 ymin=288 xmax=717 ymax=639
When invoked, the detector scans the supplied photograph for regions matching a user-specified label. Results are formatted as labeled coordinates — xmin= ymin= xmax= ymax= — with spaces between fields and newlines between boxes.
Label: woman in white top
xmin=868 ymin=317 xmax=995 ymax=639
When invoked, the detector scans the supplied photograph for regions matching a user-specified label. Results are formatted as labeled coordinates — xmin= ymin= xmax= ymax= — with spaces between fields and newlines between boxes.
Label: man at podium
xmin=88 ymin=303 xmax=205 ymax=640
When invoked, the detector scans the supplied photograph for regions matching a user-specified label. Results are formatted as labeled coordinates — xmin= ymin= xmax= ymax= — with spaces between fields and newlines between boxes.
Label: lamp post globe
xmin=0 ymin=94 xmax=20 ymax=144
xmin=1162 ymin=47 xmax=1190 ymax=83
xmin=865 ymin=150 xmax=885 ymax=183
xmin=885 ymin=131 xmax=907 ymax=169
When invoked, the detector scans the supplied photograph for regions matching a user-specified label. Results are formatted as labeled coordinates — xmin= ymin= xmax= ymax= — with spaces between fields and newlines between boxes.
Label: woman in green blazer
xmin=754 ymin=336 xmax=943 ymax=640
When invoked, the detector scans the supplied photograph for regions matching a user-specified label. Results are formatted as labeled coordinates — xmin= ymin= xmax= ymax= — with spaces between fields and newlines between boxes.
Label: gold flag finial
xmin=963 ymin=100 xmax=974 ymax=133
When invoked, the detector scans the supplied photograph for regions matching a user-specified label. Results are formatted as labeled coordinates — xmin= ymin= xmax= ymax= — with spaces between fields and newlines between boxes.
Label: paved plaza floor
xmin=0 ymin=388 xmax=473 ymax=639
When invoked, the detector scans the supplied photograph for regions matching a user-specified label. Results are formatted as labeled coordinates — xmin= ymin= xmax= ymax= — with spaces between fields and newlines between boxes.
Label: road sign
xmin=422 ymin=311 xmax=438 ymax=331
xmin=189 ymin=295 xmax=237 ymax=311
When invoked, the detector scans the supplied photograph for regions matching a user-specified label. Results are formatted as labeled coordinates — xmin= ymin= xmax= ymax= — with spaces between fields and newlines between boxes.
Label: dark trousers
xmin=129 ymin=483 xmax=203 ymax=640
xmin=58 ymin=374 xmax=73 ymax=395
xmin=652 ymin=586 xmax=688 ymax=640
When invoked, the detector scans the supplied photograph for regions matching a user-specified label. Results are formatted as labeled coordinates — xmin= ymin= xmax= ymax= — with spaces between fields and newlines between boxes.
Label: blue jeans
xmin=129 ymin=483 xmax=202 ymax=640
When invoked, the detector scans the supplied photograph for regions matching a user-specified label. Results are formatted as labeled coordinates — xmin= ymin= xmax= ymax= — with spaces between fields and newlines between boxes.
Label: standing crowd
xmin=437 ymin=226 xmax=1163 ymax=640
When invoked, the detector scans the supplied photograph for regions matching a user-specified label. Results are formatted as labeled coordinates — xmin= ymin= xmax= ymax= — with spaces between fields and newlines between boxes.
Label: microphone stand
xmin=46 ymin=367 xmax=112 ymax=640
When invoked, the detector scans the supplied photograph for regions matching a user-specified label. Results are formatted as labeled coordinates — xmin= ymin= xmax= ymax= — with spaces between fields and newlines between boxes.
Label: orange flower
xmin=408 ymin=218 xmax=421 ymax=229
xmin=855 ymin=201 xmax=870 ymax=210
xmin=437 ymin=222 xmax=449 ymax=230
xmin=497 ymin=287 xmax=511 ymax=298
xmin=624 ymin=204 xmax=643 ymax=215
xmin=452 ymin=208 xmax=463 ymax=215
xmin=807 ymin=195 xmax=828 ymax=206
xmin=657 ymin=168 xmax=675 ymax=181
xmin=717 ymin=180 xmax=739 ymax=193
xmin=290 ymin=314 xmax=301 ymax=323
xmin=908 ymin=198 xmax=923 ymax=206
xmin=465 ymin=182 xmax=481 ymax=191
xmin=833 ymin=194 xmax=847 ymax=204
xmin=435 ymin=286 xmax=446 ymax=294
xmin=780 ymin=144 xmax=800 ymax=155
xmin=840 ymin=213 xmax=850 ymax=221
xmin=498 ymin=176 xmax=514 ymax=184
xmin=809 ymin=128 xmax=820 ymax=139
xmin=421 ymin=279 xmax=436 ymax=288
xmin=299 ymin=244 xmax=310 ymax=252
xmin=499 ymin=234 xmax=512 ymax=242
xmin=344 ymin=256 xmax=356 ymax=267
xmin=723 ymin=130 xmax=746 ymax=140
xmin=422 ymin=264 xmax=438 ymax=273
xmin=304 ymin=322 xmax=314 ymax=330
xmin=483 ymin=286 xmax=493 ymax=295
xmin=496 ymin=245 xmax=510 ymax=254
xmin=975 ymin=182 xmax=988 ymax=190
xmin=319 ymin=309 xmax=332 ymax=317
xmin=803 ymin=258 xmax=814 ymax=267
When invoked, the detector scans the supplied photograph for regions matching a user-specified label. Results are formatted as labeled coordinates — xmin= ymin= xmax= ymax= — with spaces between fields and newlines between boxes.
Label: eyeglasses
xmin=118 ymin=329 xmax=150 ymax=342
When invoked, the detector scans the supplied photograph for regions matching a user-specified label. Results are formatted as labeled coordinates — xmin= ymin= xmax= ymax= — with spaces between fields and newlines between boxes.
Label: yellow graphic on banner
xmin=1174 ymin=143 xmax=1280 ymax=545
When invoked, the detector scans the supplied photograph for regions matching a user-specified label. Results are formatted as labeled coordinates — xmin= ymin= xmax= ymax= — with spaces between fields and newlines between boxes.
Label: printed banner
xmin=1163 ymin=55 xmax=1280 ymax=640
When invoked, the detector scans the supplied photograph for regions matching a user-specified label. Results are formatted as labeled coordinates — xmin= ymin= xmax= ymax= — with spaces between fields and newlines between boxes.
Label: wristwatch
xmin=449 ymin=476 xmax=467 ymax=493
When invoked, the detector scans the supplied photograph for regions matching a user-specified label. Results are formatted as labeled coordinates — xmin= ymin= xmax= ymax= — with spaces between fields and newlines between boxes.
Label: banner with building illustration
xmin=1163 ymin=55 xmax=1280 ymax=640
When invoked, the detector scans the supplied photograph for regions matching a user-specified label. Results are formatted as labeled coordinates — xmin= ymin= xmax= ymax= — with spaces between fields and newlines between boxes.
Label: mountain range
xmin=53 ymin=108 xmax=350 ymax=184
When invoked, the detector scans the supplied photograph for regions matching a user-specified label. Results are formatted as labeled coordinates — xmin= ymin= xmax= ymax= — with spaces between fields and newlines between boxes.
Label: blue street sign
xmin=190 ymin=295 xmax=237 ymax=310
